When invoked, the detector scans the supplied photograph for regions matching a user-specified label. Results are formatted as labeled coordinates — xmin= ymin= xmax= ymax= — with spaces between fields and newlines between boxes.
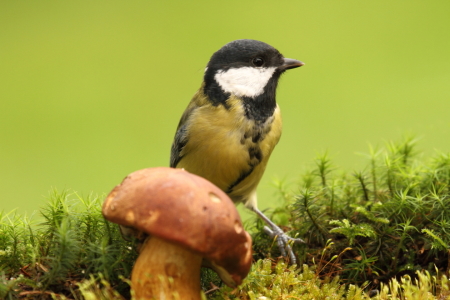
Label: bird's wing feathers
xmin=170 ymin=123 xmax=188 ymax=168
xmin=170 ymin=92 xmax=204 ymax=168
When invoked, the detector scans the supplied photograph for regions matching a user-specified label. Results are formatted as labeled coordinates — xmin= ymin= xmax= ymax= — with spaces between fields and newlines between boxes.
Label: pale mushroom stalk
xmin=132 ymin=236 xmax=203 ymax=300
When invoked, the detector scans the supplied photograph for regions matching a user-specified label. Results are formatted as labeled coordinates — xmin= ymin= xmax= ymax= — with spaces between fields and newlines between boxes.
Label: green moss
xmin=208 ymin=259 xmax=450 ymax=300
xmin=0 ymin=190 xmax=137 ymax=299
xmin=1 ymin=137 xmax=449 ymax=299
xmin=251 ymin=137 xmax=450 ymax=287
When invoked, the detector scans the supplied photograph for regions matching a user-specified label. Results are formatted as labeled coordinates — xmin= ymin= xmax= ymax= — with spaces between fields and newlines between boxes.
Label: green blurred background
xmin=1 ymin=1 xmax=450 ymax=217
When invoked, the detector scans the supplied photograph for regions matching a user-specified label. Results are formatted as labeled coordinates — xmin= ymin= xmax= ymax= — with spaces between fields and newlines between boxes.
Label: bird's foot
xmin=263 ymin=225 xmax=304 ymax=264
xmin=252 ymin=207 xmax=305 ymax=264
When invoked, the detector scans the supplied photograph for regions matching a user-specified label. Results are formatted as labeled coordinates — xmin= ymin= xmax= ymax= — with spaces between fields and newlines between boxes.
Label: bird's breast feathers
xmin=175 ymin=92 xmax=282 ymax=203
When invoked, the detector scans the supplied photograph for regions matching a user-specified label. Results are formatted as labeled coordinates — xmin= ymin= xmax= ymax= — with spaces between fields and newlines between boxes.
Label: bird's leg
xmin=252 ymin=207 xmax=305 ymax=264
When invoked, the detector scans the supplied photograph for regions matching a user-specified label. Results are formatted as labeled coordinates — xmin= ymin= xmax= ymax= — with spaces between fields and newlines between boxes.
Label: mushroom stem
xmin=131 ymin=236 xmax=203 ymax=300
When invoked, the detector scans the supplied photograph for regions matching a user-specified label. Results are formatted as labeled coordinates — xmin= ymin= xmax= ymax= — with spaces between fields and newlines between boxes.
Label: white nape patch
xmin=214 ymin=67 xmax=276 ymax=98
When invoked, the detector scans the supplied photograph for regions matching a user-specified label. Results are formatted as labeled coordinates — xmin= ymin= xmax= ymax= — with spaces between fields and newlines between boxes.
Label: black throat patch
xmin=241 ymin=75 xmax=279 ymax=122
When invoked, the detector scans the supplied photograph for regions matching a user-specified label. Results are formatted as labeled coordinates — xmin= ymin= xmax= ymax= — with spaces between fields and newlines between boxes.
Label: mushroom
xmin=102 ymin=167 xmax=252 ymax=300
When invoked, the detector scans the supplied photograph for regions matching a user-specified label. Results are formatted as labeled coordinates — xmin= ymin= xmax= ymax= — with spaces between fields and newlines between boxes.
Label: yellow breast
xmin=177 ymin=94 xmax=282 ymax=204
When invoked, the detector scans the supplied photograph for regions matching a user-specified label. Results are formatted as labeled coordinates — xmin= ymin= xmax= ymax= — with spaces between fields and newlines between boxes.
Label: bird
xmin=170 ymin=39 xmax=304 ymax=263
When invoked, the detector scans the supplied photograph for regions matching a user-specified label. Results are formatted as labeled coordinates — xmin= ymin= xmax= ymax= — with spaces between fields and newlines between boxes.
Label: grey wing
xmin=170 ymin=123 xmax=189 ymax=168
xmin=170 ymin=103 xmax=197 ymax=168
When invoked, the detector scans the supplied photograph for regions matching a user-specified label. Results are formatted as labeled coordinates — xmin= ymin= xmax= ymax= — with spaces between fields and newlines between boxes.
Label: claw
xmin=253 ymin=208 xmax=305 ymax=264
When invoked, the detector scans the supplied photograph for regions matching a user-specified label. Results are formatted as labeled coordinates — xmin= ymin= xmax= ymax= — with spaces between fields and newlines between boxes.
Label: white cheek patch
xmin=214 ymin=67 xmax=277 ymax=98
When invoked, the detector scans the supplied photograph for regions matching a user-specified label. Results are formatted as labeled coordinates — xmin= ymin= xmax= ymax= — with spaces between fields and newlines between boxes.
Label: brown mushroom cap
xmin=102 ymin=167 xmax=252 ymax=286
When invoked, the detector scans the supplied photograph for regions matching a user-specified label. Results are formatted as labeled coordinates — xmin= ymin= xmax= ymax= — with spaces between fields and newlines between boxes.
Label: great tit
xmin=170 ymin=39 xmax=304 ymax=263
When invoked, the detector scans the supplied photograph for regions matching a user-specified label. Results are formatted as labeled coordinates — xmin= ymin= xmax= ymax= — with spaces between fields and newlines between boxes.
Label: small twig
xmin=36 ymin=262 xmax=48 ymax=273
xmin=205 ymin=282 xmax=220 ymax=294
xmin=19 ymin=290 xmax=58 ymax=296
xmin=19 ymin=264 xmax=32 ymax=278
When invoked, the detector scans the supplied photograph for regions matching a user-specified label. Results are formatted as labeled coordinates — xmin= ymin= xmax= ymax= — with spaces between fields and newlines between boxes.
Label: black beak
xmin=279 ymin=58 xmax=305 ymax=71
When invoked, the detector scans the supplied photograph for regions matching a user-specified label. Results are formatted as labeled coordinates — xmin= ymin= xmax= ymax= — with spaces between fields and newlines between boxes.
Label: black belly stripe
xmin=226 ymin=145 xmax=263 ymax=194
xmin=226 ymin=167 xmax=255 ymax=195
xmin=248 ymin=146 xmax=262 ymax=164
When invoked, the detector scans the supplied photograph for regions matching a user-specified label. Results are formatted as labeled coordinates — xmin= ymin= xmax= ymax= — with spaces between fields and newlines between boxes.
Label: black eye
xmin=252 ymin=57 xmax=264 ymax=67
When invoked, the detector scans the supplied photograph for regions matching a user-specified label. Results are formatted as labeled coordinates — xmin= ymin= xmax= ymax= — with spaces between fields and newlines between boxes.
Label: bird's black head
xmin=206 ymin=39 xmax=285 ymax=72
xmin=203 ymin=39 xmax=303 ymax=121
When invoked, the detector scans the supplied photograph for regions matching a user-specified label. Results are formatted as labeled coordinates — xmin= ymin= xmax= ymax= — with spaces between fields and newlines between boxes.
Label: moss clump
xmin=1 ymin=137 xmax=450 ymax=299
xmin=251 ymin=137 xmax=450 ymax=289
xmin=0 ymin=191 xmax=137 ymax=299
xmin=208 ymin=259 xmax=450 ymax=300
